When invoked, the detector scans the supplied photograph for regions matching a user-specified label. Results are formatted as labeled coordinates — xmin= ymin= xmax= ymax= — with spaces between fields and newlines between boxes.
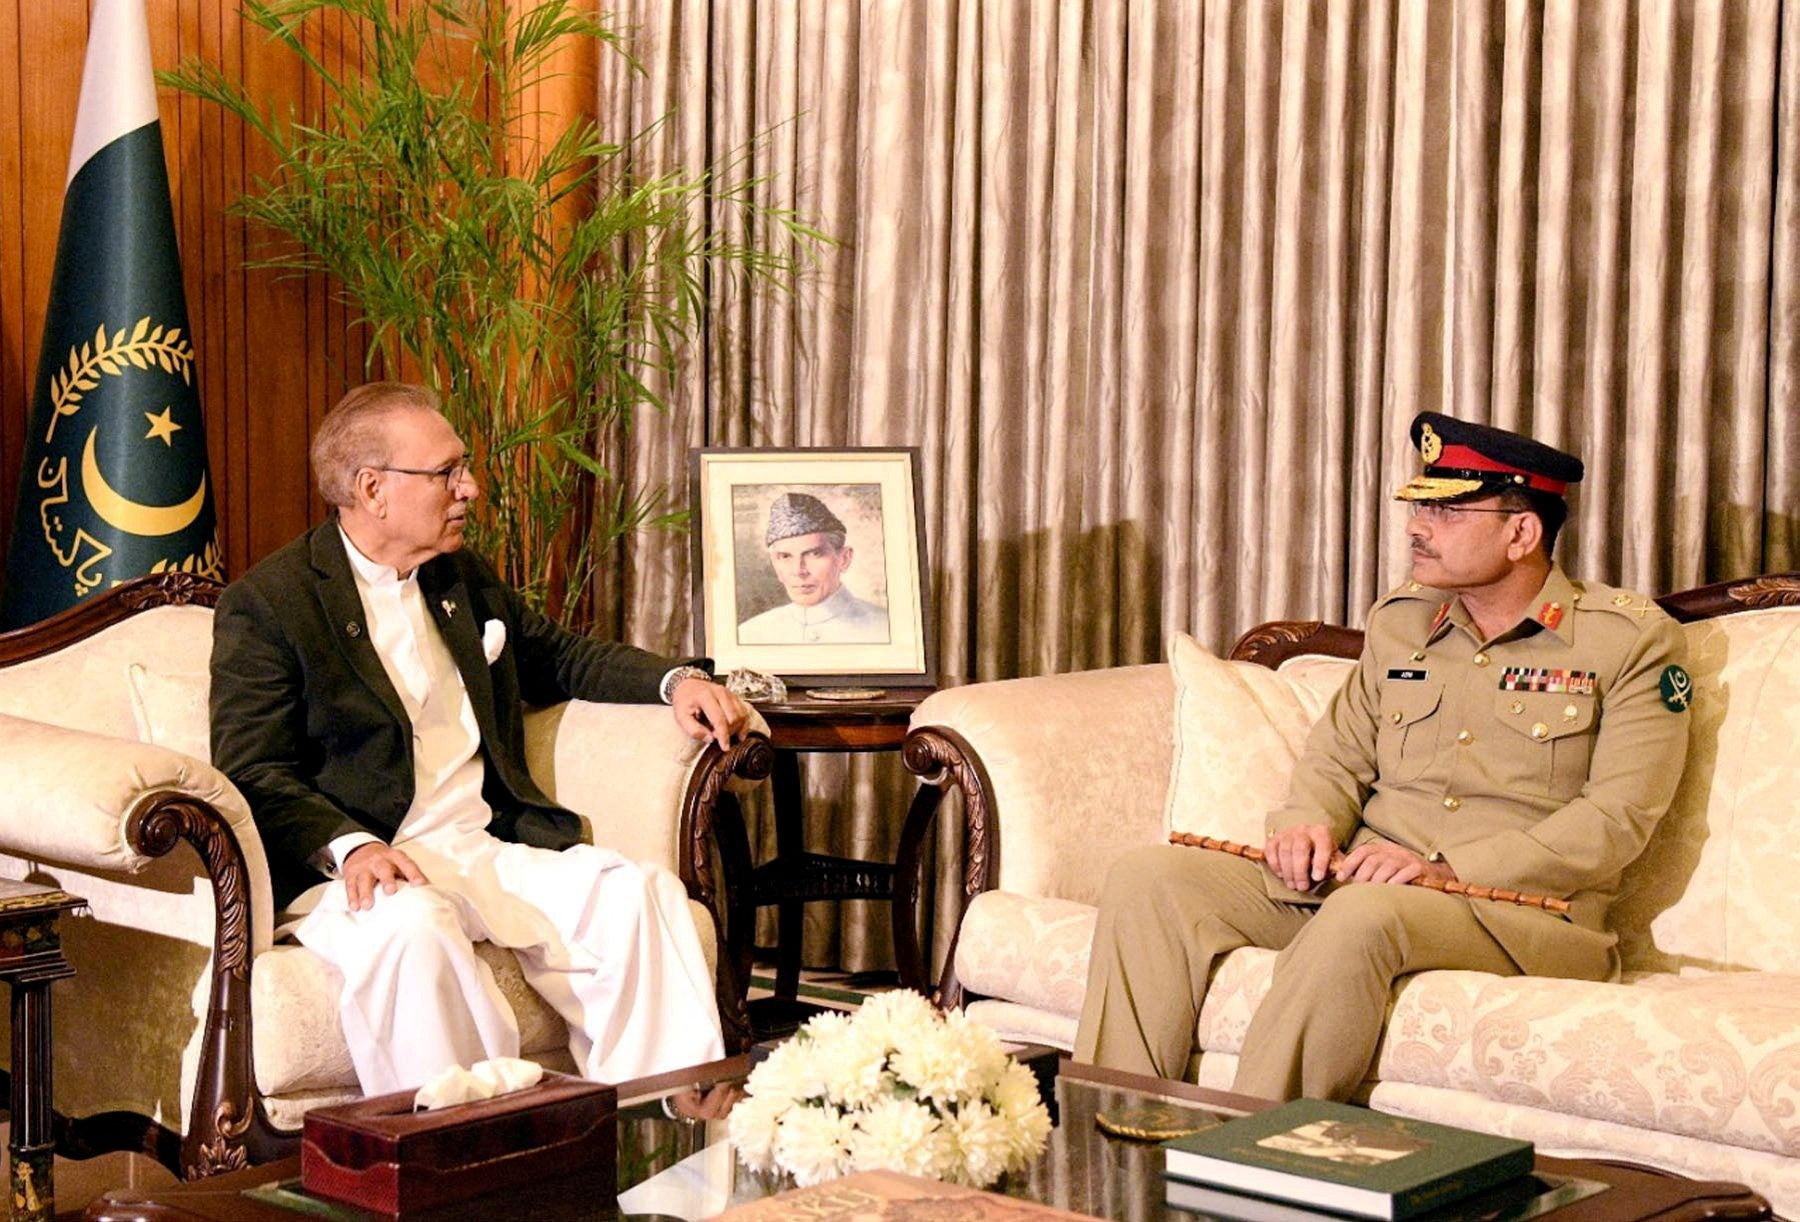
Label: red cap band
xmin=1433 ymin=443 xmax=1569 ymax=495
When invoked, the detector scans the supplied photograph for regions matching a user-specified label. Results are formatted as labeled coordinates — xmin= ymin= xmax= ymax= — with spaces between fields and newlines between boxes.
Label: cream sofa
xmin=903 ymin=572 xmax=1800 ymax=1216
xmin=0 ymin=573 xmax=772 ymax=1178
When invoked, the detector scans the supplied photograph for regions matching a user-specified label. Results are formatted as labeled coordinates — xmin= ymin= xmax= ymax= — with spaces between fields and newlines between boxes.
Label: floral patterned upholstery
xmin=924 ymin=600 xmax=1800 ymax=1216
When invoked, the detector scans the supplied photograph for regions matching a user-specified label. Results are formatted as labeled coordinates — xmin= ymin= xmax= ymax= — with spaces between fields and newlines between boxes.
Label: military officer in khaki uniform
xmin=1075 ymin=413 xmax=1694 ymax=1101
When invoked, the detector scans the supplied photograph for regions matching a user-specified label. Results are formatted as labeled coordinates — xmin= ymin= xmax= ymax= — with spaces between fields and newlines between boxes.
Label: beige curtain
xmin=597 ymin=0 xmax=1800 ymax=977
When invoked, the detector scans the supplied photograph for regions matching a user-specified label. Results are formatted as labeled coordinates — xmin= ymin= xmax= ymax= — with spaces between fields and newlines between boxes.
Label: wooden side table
xmin=713 ymin=688 xmax=936 ymax=1033
xmin=0 ymin=879 xmax=84 ymax=1222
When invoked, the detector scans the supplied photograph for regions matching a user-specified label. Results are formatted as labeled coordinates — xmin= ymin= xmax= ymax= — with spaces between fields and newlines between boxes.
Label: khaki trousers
xmin=1073 ymin=844 xmax=1518 ymax=1101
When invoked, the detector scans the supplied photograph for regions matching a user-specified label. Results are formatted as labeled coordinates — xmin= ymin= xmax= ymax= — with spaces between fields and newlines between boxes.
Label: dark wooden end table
xmin=0 ymin=879 xmax=84 ymax=1222
xmin=711 ymin=687 xmax=937 ymax=1033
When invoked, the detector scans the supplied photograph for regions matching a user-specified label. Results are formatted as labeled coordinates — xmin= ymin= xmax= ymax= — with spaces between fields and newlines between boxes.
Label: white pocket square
xmin=481 ymin=618 xmax=506 ymax=664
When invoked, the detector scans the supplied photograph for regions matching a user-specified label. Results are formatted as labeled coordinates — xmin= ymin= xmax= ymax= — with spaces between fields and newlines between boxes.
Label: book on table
xmin=1165 ymin=1170 xmax=1609 ymax=1222
xmin=1161 ymin=1099 xmax=1534 ymax=1221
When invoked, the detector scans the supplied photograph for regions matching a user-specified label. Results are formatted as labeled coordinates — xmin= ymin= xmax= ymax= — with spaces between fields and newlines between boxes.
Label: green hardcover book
xmin=1161 ymin=1100 xmax=1534 ymax=1221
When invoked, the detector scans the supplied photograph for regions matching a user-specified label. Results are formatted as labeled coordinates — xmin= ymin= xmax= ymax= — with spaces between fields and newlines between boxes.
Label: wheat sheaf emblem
xmin=149 ymin=538 xmax=225 ymax=583
xmin=45 ymin=317 xmax=195 ymax=443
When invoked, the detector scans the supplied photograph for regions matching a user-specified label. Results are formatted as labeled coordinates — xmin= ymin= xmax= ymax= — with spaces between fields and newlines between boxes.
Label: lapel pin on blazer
xmin=441 ymin=598 xmax=457 ymax=618
xmin=346 ymin=621 xmax=362 ymax=638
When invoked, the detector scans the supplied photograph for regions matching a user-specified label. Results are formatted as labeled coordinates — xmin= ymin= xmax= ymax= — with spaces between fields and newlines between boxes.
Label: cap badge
xmin=1419 ymin=422 xmax=1443 ymax=464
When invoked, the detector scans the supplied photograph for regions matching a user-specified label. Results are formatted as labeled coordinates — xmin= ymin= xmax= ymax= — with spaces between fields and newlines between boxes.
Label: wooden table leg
xmin=9 ymin=973 xmax=56 ymax=1222
xmin=770 ymin=749 xmax=806 ymax=1002
xmin=0 ymin=908 xmax=77 ymax=1222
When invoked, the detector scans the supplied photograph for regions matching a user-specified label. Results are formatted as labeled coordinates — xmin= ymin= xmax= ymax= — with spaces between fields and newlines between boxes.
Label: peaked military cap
xmin=765 ymin=492 xmax=847 ymax=546
xmin=1394 ymin=412 xmax=1584 ymax=503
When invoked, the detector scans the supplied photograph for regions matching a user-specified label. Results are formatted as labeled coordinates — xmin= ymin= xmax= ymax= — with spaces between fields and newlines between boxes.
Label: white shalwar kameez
xmin=287 ymin=534 xmax=724 ymax=1094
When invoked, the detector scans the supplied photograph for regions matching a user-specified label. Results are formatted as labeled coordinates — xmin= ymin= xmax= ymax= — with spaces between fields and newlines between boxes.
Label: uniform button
xmin=1531 ymin=722 xmax=1550 ymax=740
xmin=1390 ymin=711 xmax=1404 ymax=724
xmin=1407 ymin=581 xmax=1422 ymax=592
xmin=1442 ymin=796 xmax=1461 ymax=811
xmin=1509 ymin=700 xmax=1524 ymax=715
xmin=1572 ymin=592 xmax=1583 ymax=604
xmin=1563 ymin=704 xmax=1579 ymax=720
xmin=1473 ymin=652 xmax=1490 ymax=667
xmin=1456 ymin=729 xmax=1473 ymax=745
xmin=1613 ymin=593 xmax=1632 ymax=607
xmin=1411 ymin=652 xmax=1426 ymax=662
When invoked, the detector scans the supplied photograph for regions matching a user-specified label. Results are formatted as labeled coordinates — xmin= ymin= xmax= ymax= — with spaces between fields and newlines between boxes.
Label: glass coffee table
xmin=84 ymin=1050 xmax=1772 ymax=1222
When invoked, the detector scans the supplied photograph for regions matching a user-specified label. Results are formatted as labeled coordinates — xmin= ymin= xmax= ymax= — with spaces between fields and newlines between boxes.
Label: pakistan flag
xmin=1 ymin=0 xmax=219 ymax=630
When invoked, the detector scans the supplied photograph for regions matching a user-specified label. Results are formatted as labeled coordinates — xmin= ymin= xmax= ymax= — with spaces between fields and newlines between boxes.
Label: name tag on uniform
xmin=1385 ymin=668 xmax=1429 ymax=682
xmin=1500 ymin=667 xmax=1597 ymax=695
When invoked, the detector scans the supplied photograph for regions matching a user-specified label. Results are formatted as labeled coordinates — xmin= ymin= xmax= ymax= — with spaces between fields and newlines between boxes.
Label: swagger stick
xmin=1168 ymin=832 xmax=1572 ymax=915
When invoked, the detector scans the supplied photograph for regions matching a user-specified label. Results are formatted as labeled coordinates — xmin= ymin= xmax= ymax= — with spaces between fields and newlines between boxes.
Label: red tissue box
xmin=300 ymin=1071 xmax=616 ymax=1216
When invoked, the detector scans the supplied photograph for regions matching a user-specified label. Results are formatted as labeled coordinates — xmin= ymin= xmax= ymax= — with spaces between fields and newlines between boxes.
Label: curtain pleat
xmin=597 ymin=0 xmax=1800 ymax=981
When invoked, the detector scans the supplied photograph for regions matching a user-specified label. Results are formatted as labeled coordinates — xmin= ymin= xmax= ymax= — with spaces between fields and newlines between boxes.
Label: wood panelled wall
xmin=0 ymin=2 xmax=596 ymax=583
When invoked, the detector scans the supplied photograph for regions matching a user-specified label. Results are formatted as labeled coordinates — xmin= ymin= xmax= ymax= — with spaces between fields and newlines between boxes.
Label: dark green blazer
xmin=210 ymin=523 xmax=682 ymax=909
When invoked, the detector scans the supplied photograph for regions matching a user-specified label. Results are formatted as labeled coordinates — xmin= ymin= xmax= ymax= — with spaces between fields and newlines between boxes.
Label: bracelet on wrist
xmin=660 ymin=664 xmax=713 ymax=704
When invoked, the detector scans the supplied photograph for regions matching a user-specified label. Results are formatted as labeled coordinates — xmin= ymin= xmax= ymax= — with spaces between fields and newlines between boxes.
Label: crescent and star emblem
xmin=1659 ymin=665 xmax=1693 ymax=713
xmin=80 ymin=426 xmax=207 ymax=537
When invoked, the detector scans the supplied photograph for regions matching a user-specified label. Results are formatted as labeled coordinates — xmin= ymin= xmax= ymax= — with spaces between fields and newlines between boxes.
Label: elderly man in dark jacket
xmin=211 ymin=382 xmax=750 ymax=1094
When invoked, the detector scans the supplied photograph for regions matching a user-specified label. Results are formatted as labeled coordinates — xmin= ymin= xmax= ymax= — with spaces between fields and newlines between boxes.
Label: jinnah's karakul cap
xmin=765 ymin=492 xmax=847 ymax=546
xmin=1395 ymin=412 xmax=1584 ymax=503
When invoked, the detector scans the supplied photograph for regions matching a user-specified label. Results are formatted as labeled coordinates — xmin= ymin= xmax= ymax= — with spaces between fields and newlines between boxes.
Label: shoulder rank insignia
xmin=1659 ymin=664 xmax=1693 ymax=712
xmin=1501 ymin=667 xmax=1595 ymax=695
xmin=1538 ymin=600 xmax=1564 ymax=631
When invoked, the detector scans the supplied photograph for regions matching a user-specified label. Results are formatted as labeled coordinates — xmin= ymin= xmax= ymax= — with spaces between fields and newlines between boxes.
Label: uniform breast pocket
xmin=1492 ymin=690 xmax=1597 ymax=800
xmin=1377 ymin=682 xmax=1444 ymax=784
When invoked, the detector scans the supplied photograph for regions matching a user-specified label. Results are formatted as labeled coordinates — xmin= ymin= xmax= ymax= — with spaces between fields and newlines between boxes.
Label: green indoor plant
xmin=165 ymin=0 xmax=816 ymax=628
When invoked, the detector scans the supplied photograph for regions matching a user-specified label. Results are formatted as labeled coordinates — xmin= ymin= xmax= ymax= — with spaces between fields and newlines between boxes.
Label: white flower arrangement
xmin=729 ymin=991 xmax=1053 ymax=1188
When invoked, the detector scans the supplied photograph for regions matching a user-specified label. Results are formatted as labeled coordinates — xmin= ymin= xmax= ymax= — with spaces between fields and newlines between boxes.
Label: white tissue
xmin=471 ymin=1056 xmax=542 ymax=1095
xmin=413 ymin=1057 xmax=543 ymax=1111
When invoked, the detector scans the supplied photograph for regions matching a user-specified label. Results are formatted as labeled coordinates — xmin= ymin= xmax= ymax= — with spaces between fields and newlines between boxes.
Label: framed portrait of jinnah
xmin=689 ymin=448 xmax=931 ymax=684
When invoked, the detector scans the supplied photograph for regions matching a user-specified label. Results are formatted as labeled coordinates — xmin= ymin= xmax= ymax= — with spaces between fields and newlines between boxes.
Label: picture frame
xmin=689 ymin=447 xmax=933 ymax=686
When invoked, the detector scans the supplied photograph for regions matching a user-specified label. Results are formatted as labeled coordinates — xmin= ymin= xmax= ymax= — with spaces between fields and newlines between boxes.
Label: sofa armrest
xmin=0 ymin=711 xmax=275 ymax=949
xmin=0 ymin=711 xmax=291 ymax=1174
xmin=3 ymin=706 xmax=236 ymax=848
xmin=905 ymin=664 xmax=1176 ymax=905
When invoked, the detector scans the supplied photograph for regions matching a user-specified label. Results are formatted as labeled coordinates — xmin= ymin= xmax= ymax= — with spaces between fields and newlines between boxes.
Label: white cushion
xmin=1164 ymin=633 xmax=1352 ymax=843
xmin=1612 ymin=606 xmax=1800 ymax=975
xmin=953 ymin=890 xmax=1095 ymax=1018
xmin=126 ymin=663 xmax=212 ymax=762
